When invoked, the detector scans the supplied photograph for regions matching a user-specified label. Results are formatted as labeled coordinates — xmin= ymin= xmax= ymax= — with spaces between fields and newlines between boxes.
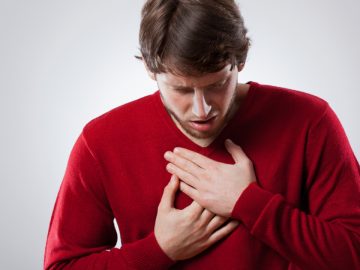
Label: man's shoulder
xmin=82 ymin=92 xmax=157 ymax=141
xmin=250 ymin=82 xmax=329 ymax=120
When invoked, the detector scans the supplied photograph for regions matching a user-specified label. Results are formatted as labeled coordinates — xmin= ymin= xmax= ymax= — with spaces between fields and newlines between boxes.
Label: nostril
xmin=192 ymin=95 xmax=212 ymax=117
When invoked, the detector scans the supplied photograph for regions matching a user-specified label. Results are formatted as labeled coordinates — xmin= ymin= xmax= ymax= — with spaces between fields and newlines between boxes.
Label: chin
xmin=187 ymin=131 xmax=214 ymax=139
xmin=183 ymin=122 xmax=221 ymax=140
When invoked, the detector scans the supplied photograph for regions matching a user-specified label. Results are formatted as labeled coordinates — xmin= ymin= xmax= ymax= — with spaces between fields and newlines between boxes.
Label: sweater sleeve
xmin=231 ymin=104 xmax=360 ymax=270
xmin=44 ymin=132 xmax=175 ymax=270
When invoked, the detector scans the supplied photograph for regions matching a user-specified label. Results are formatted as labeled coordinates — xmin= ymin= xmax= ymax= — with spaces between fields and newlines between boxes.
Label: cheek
xmin=176 ymin=97 xmax=193 ymax=114
xmin=222 ymin=81 xmax=237 ymax=106
xmin=212 ymin=91 xmax=233 ymax=111
xmin=163 ymin=92 xmax=192 ymax=114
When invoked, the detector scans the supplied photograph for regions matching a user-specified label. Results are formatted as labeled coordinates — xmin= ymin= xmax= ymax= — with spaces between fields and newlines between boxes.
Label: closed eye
xmin=207 ymin=78 xmax=230 ymax=91
xmin=174 ymin=87 xmax=193 ymax=94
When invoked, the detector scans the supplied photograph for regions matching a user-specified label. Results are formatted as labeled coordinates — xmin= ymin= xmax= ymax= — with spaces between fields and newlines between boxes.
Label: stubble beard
xmin=161 ymin=85 xmax=239 ymax=140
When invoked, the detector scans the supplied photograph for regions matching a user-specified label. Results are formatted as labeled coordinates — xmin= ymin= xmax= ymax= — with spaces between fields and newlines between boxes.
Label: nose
xmin=192 ymin=90 xmax=212 ymax=119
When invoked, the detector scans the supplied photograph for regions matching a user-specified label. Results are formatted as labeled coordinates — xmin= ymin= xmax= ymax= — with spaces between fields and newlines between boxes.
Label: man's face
xmin=155 ymin=64 xmax=240 ymax=141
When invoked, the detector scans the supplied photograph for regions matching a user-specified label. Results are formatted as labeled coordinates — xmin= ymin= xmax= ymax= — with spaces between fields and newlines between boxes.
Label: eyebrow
xmin=171 ymin=77 xmax=228 ymax=90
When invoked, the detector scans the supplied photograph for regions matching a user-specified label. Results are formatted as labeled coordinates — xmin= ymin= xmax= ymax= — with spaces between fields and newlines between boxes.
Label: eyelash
xmin=209 ymin=83 xmax=224 ymax=90
xmin=174 ymin=79 xmax=229 ymax=94
xmin=209 ymin=79 xmax=229 ymax=91
xmin=175 ymin=88 xmax=192 ymax=94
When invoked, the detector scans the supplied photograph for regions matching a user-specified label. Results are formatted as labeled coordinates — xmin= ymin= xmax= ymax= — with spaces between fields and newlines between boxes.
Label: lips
xmin=191 ymin=116 xmax=216 ymax=123
xmin=189 ymin=116 xmax=216 ymax=132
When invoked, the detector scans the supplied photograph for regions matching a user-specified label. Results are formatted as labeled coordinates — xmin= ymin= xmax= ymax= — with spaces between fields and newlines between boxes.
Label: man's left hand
xmin=164 ymin=139 xmax=257 ymax=217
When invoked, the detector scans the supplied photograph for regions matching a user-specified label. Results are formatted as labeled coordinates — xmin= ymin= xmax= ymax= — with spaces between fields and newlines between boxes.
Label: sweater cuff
xmin=120 ymin=231 xmax=175 ymax=269
xmin=231 ymin=183 xmax=275 ymax=230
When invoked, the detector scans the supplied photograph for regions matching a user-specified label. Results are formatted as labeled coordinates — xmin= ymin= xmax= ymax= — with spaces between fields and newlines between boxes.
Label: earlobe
xmin=147 ymin=70 xmax=156 ymax=81
xmin=237 ymin=63 xmax=245 ymax=72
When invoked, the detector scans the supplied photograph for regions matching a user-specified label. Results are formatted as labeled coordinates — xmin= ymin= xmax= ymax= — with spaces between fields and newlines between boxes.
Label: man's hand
xmin=154 ymin=175 xmax=239 ymax=261
xmin=164 ymin=139 xmax=256 ymax=217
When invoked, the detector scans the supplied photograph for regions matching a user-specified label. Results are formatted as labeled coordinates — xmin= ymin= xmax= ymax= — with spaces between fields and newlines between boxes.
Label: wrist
xmin=154 ymin=230 xmax=177 ymax=261
xmin=229 ymin=182 xmax=252 ymax=216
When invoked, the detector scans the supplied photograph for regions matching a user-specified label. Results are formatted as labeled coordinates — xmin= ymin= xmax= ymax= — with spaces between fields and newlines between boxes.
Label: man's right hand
xmin=154 ymin=175 xmax=239 ymax=261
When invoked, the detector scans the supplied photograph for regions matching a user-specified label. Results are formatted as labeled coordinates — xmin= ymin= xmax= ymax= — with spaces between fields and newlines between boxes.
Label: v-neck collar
xmin=152 ymin=82 xmax=257 ymax=156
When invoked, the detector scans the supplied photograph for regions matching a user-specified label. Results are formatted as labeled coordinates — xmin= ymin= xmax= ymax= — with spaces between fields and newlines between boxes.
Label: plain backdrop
xmin=0 ymin=0 xmax=359 ymax=269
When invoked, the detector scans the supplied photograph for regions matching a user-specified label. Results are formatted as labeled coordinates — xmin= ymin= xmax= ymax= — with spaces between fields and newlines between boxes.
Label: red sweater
xmin=44 ymin=82 xmax=360 ymax=270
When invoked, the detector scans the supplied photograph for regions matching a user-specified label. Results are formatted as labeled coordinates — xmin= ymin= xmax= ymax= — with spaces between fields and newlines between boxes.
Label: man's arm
xmin=44 ymin=132 xmax=237 ymax=269
xmin=165 ymin=105 xmax=360 ymax=269
xmin=44 ymin=133 xmax=173 ymax=269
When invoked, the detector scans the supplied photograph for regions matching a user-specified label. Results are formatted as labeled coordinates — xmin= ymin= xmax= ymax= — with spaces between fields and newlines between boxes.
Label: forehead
xmin=156 ymin=64 xmax=234 ymax=88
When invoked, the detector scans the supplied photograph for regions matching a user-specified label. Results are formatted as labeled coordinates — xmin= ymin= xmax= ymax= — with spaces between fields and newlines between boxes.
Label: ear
xmin=142 ymin=59 xmax=156 ymax=81
xmin=237 ymin=62 xmax=245 ymax=72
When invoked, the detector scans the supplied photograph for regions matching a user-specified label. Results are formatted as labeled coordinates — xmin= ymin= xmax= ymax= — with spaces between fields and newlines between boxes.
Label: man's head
xmin=139 ymin=0 xmax=250 ymax=76
xmin=138 ymin=0 xmax=250 ymax=141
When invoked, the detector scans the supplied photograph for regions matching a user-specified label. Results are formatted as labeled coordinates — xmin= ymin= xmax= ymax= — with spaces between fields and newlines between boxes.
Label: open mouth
xmin=191 ymin=116 xmax=216 ymax=123
xmin=189 ymin=116 xmax=216 ymax=131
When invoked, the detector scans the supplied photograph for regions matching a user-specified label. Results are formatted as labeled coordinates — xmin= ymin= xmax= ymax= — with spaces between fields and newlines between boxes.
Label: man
xmin=44 ymin=0 xmax=360 ymax=269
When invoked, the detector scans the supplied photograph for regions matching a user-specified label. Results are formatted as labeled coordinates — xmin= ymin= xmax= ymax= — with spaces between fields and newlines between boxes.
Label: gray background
xmin=0 ymin=0 xmax=359 ymax=269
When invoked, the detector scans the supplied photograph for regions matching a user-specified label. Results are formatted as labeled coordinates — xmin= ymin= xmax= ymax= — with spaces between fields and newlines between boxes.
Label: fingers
xmin=224 ymin=139 xmax=248 ymax=163
xmin=184 ymin=200 xmax=204 ymax=217
xmin=159 ymin=175 xmax=179 ymax=211
xmin=208 ymin=220 xmax=239 ymax=244
xmin=206 ymin=215 xmax=228 ymax=232
xmin=179 ymin=181 xmax=200 ymax=202
xmin=200 ymin=209 xmax=216 ymax=223
xmin=164 ymin=151 xmax=203 ymax=181
xmin=173 ymin=147 xmax=217 ymax=169
xmin=166 ymin=163 xmax=198 ymax=188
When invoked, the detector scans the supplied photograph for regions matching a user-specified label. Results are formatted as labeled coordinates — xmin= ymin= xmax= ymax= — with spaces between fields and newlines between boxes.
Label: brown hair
xmin=138 ymin=0 xmax=250 ymax=76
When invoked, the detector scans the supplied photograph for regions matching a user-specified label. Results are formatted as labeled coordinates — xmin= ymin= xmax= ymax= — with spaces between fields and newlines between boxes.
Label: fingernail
xmin=164 ymin=151 xmax=171 ymax=159
xmin=226 ymin=139 xmax=233 ymax=144
xmin=166 ymin=163 xmax=173 ymax=172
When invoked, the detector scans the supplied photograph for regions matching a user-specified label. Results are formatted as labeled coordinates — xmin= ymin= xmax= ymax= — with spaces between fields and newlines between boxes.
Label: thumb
xmin=159 ymin=175 xmax=179 ymax=210
xmin=224 ymin=139 xmax=247 ymax=163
